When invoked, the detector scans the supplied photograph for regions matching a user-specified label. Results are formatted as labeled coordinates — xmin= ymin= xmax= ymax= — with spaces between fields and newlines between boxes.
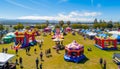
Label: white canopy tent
xmin=108 ymin=31 xmax=120 ymax=35
xmin=87 ymin=32 xmax=97 ymax=36
xmin=0 ymin=53 xmax=14 ymax=67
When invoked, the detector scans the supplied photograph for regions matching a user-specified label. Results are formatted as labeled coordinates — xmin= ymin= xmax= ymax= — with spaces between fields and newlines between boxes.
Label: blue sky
xmin=0 ymin=0 xmax=120 ymax=22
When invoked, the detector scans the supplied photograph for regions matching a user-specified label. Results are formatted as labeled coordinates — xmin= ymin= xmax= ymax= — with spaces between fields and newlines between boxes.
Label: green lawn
xmin=0 ymin=33 xmax=119 ymax=69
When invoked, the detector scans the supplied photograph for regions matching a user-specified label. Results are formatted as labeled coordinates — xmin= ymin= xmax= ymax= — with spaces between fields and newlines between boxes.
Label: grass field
xmin=0 ymin=33 xmax=119 ymax=69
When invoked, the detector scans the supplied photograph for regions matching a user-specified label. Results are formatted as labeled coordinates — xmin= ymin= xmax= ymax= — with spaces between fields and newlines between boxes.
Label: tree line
xmin=0 ymin=19 xmax=120 ymax=31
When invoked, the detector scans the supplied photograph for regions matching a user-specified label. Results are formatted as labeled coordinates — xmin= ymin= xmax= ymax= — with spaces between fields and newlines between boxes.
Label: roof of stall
xmin=0 ymin=53 xmax=14 ymax=66
xmin=97 ymin=33 xmax=108 ymax=38
xmin=108 ymin=31 xmax=120 ymax=35
xmin=86 ymin=32 xmax=97 ymax=36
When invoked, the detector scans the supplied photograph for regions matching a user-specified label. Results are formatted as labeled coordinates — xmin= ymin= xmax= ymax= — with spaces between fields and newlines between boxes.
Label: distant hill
xmin=0 ymin=18 xmax=93 ymax=25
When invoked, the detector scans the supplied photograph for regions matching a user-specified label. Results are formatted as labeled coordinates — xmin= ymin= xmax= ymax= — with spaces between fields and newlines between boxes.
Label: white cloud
xmin=18 ymin=11 xmax=102 ymax=22
xmin=5 ymin=0 xmax=39 ymax=11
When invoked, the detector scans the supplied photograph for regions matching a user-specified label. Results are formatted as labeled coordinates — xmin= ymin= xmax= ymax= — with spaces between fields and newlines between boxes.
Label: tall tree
xmin=107 ymin=20 xmax=113 ymax=28
xmin=13 ymin=23 xmax=24 ymax=30
xmin=25 ymin=26 xmax=30 ymax=30
xmin=46 ymin=20 xmax=49 ymax=27
xmin=35 ymin=24 xmax=41 ymax=29
xmin=17 ymin=23 xmax=24 ymax=29
xmin=99 ymin=20 xmax=103 ymax=23
xmin=93 ymin=18 xmax=99 ymax=29
xmin=59 ymin=20 xmax=64 ymax=27
xmin=94 ymin=18 xmax=98 ymax=24
xmin=66 ymin=21 xmax=71 ymax=26
xmin=0 ymin=24 xmax=4 ymax=31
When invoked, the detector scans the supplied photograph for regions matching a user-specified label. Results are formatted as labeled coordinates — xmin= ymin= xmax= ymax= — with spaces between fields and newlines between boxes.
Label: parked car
xmin=113 ymin=53 xmax=120 ymax=65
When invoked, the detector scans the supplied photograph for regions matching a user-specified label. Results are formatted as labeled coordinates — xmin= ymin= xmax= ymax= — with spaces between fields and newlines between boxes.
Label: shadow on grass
xmin=65 ymin=57 xmax=89 ymax=64
xmin=77 ymin=57 xmax=89 ymax=64
xmin=104 ymin=46 xmax=120 ymax=52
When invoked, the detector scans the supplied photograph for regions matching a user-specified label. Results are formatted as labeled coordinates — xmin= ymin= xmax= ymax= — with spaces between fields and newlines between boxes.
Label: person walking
xmin=16 ymin=49 xmax=18 ymax=55
xmin=103 ymin=60 xmax=106 ymax=69
xmin=2 ymin=48 xmax=4 ymax=53
xmin=34 ymin=48 xmax=37 ymax=54
xmin=36 ymin=57 xmax=39 ymax=69
xmin=39 ymin=43 xmax=42 ymax=50
xmin=99 ymin=58 xmax=103 ymax=66
xmin=40 ymin=52 xmax=43 ymax=61
xmin=5 ymin=48 xmax=8 ymax=53
xmin=56 ymin=48 xmax=59 ymax=54
xmin=39 ymin=63 xmax=42 ymax=69
xmin=28 ymin=47 xmax=31 ymax=54
xmin=15 ymin=58 xmax=18 ymax=65
xmin=19 ymin=57 xmax=23 ymax=68
xmin=84 ymin=35 xmax=86 ymax=40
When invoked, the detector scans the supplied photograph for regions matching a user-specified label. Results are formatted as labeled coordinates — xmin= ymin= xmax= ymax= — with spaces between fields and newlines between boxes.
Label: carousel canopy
xmin=66 ymin=40 xmax=83 ymax=50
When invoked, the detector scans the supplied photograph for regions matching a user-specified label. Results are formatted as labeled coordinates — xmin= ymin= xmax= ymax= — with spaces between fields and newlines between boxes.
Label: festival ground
xmin=0 ymin=33 xmax=119 ymax=69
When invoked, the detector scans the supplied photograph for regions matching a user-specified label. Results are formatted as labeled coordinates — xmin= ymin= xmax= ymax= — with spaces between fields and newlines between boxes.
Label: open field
xmin=0 ymin=33 xmax=119 ymax=69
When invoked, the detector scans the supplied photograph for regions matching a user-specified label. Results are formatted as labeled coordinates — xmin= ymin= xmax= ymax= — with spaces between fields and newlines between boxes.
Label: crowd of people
xmin=13 ymin=39 xmax=53 ymax=69
xmin=2 ymin=48 xmax=8 ymax=53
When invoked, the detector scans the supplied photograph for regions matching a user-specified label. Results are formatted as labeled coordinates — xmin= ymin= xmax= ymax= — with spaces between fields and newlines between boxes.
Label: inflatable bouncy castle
xmin=94 ymin=34 xmax=117 ymax=50
xmin=14 ymin=30 xmax=37 ymax=49
xmin=52 ymin=28 xmax=64 ymax=39
xmin=64 ymin=40 xmax=85 ymax=63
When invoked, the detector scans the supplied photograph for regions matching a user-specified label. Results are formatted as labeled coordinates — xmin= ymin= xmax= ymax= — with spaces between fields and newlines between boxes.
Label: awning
xmin=0 ymin=53 xmax=14 ymax=66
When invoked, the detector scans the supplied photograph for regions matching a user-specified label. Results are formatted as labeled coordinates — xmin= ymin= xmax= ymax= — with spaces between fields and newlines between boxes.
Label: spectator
xmin=99 ymin=58 xmax=103 ymax=66
xmin=19 ymin=57 xmax=23 ymax=67
xmin=36 ymin=57 xmax=39 ymax=69
xmin=28 ymin=47 xmax=31 ymax=54
xmin=39 ymin=43 xmax=42 ymax=50
xmin=49 ymin=48 xmax=51 ymax=54
xmin=5 ymin=48 xmax=8 ymax=53
xmin=16 ymin=59 xmax=18 ymax=65
xmin=16 ymin=49 xmax=18 ymax=55
xmin=56 ymin=48 xmax=59 ymax=54
xmin=40 ymin=63 xmax=42 ymax=69
xmin=40 ymin=52 xmax=43 ymax=61
xmin=103 ymin=60 xmax=106 ymax=69
xmin=2 ymin=48 xmax=4 ymax=53
xmin=84 ymin=35 xmax=86 ymax=40
xmin=34 ymin=48 xmax=37 ymax=54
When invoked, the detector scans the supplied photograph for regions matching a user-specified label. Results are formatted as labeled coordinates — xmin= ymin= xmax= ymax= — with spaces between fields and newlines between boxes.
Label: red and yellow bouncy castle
xmin=14 ymin=30 xmax=37 ymax=49
xmin=94 ymin=36 xmax=117 ymax=50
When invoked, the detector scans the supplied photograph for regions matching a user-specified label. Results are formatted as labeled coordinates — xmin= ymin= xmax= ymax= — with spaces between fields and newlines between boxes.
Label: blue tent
xmin=112 ymin=34 xmax=120 ymax=42
xmin=97 ymin=34 xmax=108 ymax=38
